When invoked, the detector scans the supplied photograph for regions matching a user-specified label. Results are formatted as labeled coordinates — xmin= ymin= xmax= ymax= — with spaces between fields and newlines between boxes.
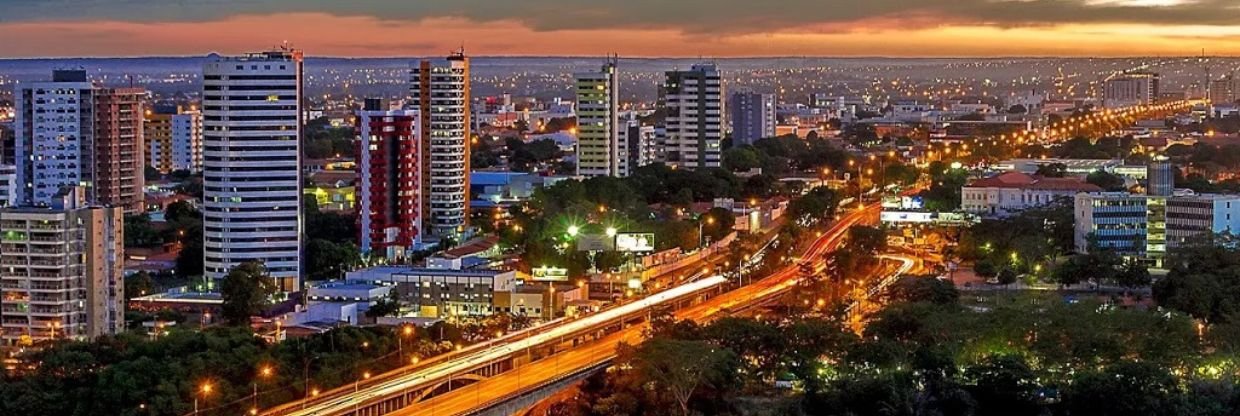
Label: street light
xmin=605 ymin=227 xmax=617 ymax=237
xmin=194 ymin=382 xmax=212 ymax=416
xmin=567 ymin=225 xmax=580 ymax=237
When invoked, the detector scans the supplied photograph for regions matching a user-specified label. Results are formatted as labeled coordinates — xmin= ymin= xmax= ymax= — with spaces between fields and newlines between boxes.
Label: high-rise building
xmin=14 ymin=70 xmax=146 ymax=213
xmin=356 ymin=98 xmax=421 ymax=259
xmin=1102 ymin=71 xmax=1159 ymax=108
xmin=202 ymin=50 xmax=303 ymax=291
xmin=148 ymin=106 xmax=202 ymax=174
xmin=145 ymin=108 xmax=175 ymax=173
xmin=171 ymin=110 xmax=203 ymax=173
xmin=409 ymin=52 xmax=470 ymax=239
xmin=729 ymin=90 xmax=775 ymax=146
xmin=661 ymin=63 xmax=724 ymax=169
xmin=0 ymin=187 xmax=124 ymax=347
xmin=1209 ymin=74 xmax=1237 ymax=105
xmin=1074 ymin=192 xmax=1148 ymax=257
xmin=574 ymin=57 xmax=621 ymax=177
xmin=618 ymin=113 xmax=657 ymax=175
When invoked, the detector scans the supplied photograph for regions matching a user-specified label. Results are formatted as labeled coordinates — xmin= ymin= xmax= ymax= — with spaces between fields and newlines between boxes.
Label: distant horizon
xmin=1 ymin=54 xmax=1235 ymax=61
xmin=4 ymin=2 xmax=1240 ymax=58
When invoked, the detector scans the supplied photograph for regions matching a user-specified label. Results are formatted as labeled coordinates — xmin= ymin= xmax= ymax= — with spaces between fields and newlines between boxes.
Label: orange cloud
xmin=0 ymin=13 xmax=1238 ymax=57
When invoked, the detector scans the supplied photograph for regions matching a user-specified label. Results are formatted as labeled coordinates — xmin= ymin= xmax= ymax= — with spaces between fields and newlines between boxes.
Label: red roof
xmin=967 ymin=171 xmax=1102 ymax=192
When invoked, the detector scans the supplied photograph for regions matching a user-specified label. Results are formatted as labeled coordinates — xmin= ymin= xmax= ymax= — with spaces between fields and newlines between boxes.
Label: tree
xmin=174 ymin=225 xmax=204 ymax=278
xmin=1062 ymin=361 xmax=1182 ymax=416
xmin=220 ymin=261 xmax=278 ymax=325
xmin=964 ymin=355 xmax=1041 ymax=416
xmin=1113 ymin=259 xmax=1151 ymax=289
xmin=722 ymin=146 xmax=762 ymax=172
xmin=847 ymin=225 xmax=887 ymax=255
xmin=885 ymin=276 xmax=959 ymax=305
xmin=164 ymin=200 xmax=198 ymax=224
xmin=630 ymin=338 xmax=738 ymax=416
xmin=124 ymin=272 xmax=155 ymax=299
xmin=123 ymin=214 xmax=162 ymax=248
xmin=1007 ymin=104 xmax=1028 ymax=114
xmin=1086 ymin=169 xmax=1126 ymax=191
xmin=304 ymin=239 xmax=361 ymax=281
xmin=1154 ymin=241 xmax=1240 ymax=323
xmin=703 ymin=207 xmax=735 ymax=243
xmin=365 ymin=290 xmax=401 ymax=318
xmin=1034 ymin=162 xmax=1067 ymax=178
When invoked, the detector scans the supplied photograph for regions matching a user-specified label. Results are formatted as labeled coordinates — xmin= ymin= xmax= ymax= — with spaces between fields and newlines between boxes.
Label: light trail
xmin=277 ymin=275 xmax=728 ymax=416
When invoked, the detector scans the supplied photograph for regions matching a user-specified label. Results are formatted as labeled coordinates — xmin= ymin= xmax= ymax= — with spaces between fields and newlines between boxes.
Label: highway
xmin=273 ymin=275 xmax=730 ymax=416
xmin=387 ymin=204 xmax=884 ymax=416
xmin=269 ymin=203 xmax=883 ymax=416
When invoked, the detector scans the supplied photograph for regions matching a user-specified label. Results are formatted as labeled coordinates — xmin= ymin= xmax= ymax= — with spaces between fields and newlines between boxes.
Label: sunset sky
xmin=2 ymin=0 xmax=1240 ymax=57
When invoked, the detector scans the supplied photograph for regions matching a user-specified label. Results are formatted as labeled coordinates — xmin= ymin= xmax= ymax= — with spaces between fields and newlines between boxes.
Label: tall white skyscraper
xmin=574 ymin=57 xmax=621 ymax=177
xmin=410 ymin=52 xmax=470 ymax=239
xmin=201 ymin=50 xmax=303 ymax=291
xmin=661 ymin=63 xmax=724 ymax=169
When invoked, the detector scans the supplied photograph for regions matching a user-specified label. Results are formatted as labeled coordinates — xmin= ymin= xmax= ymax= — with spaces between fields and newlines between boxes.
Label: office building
xmin=145 ymin=108 xmax=175 ymax=173
xmin=410 ymin=52 xmax=470 ymax=238
xmin=1074 ymin=192 xmax=1148 ymax=257
xmin=171 ymin=110 xmax=203 ymax=173
xmin=1102 ymin=71 xmax=1159 ymax=108
xmin=661 ymin=63 xmax=723 ymax=169
xmin=201 ymin=50 xmax=303 ymax=291
xmin=356 ymin=98 xmax=421 ymax=259
xmin=0 ymin=188 xmax=124 ymax=347
xmin=729 ymin=90 xmax=775 ymax=146
xmin=574 ymin=57 xmax=621 ymax=177
xmin=14 ymin=69 xmax=146 ymax=213
xmin=1167 ymin=194 xmax=1240 ymax=248
xmin=962 ymin=171 xmax=1101 ymax=216
xmin=346 ymin=266 xmax=517 ymax=318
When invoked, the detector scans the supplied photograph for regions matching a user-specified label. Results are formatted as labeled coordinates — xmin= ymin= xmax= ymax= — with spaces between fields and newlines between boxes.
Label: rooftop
xmin=967 ymin=171 xmax=1102 ymax=192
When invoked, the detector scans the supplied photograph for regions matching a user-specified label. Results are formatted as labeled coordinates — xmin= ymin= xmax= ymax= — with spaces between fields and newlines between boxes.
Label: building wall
xmin=662 ymin=64 xmax=723 ymax=169
xmin=575 ymin=60 xmax=620 ymax=177
xmin=14 ymin=74 xmax=145 ymax=214
xmin=1074 ymin=193 xmax=1147 ymax=256
xmin=91 ymin=88 xmax=146 ymax=213
xmin=145 ymin=111 xmax=174 ymax=173
xmin=0 ymin=204 xmax=123 ymax=347
xmin=171 ymin=110 xmax=203 ymax=173
xmin=962 ymin=187 xmax=1078 ymax=216
xmin=356 ymin=108 xmax=420 ymax=258
xmin=201 ymin=50 xmax=303 ymax=290
xmin=729 ymin=91 xmax=775 ymax=146
xmin=1167 ymin=195 xmax=1240 ymax=248
xmin=410 ymin=53 xmax=470 ymax=238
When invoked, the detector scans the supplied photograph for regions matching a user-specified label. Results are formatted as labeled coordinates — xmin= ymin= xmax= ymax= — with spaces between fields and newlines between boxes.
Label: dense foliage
xmin=552 ymin=289 xmax=1240 ymax=416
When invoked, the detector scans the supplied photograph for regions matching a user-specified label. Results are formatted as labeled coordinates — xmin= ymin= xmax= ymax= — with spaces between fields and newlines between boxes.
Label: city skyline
xmin=3 ymin=0 xmax=1240 ymax=58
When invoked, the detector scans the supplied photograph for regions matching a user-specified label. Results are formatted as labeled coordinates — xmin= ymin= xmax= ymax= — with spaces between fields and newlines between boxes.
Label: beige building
xmin=0 ymin=188 xmax=124 ymax=348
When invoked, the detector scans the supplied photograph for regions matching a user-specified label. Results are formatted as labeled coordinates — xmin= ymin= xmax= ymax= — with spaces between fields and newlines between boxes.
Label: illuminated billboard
xmin=531 ymin=266 xmax=569 ymax=281
xmin=615 ymin=233 xmax=655 ymax=252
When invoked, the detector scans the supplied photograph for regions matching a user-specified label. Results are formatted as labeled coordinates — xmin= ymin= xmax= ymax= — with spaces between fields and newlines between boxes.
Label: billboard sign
xmin=615 ymin=233 xmax=656 ymax=252
xmin=531 ymin=266 xmax=569 ymax=281
xmin=576 ymin=234 xmax=615 ymax=251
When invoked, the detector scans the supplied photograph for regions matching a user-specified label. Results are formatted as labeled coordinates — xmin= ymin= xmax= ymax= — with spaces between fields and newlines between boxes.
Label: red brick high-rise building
xmin=356 ymin=98 xmax=421 ymax=259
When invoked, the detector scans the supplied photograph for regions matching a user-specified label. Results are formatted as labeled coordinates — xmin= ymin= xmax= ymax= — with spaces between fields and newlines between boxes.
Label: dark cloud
xmin=1 ymin=0 xmax=1238 ymax=32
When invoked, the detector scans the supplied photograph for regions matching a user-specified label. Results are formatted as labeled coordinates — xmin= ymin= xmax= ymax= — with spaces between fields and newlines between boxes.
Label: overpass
xmin=265 ymin=204 xmax=882 ymax=416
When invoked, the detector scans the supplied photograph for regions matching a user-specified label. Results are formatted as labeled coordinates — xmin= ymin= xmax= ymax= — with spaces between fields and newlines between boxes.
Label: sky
xmin=2 ymin=0 xmax=1240 ymax=58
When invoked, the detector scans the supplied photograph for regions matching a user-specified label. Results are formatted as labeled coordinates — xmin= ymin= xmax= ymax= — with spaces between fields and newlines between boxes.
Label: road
xmin=385 ymin=204 xmax=884 ymax=416
xmin=271 ymin=275 xmax=730 ymax=416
